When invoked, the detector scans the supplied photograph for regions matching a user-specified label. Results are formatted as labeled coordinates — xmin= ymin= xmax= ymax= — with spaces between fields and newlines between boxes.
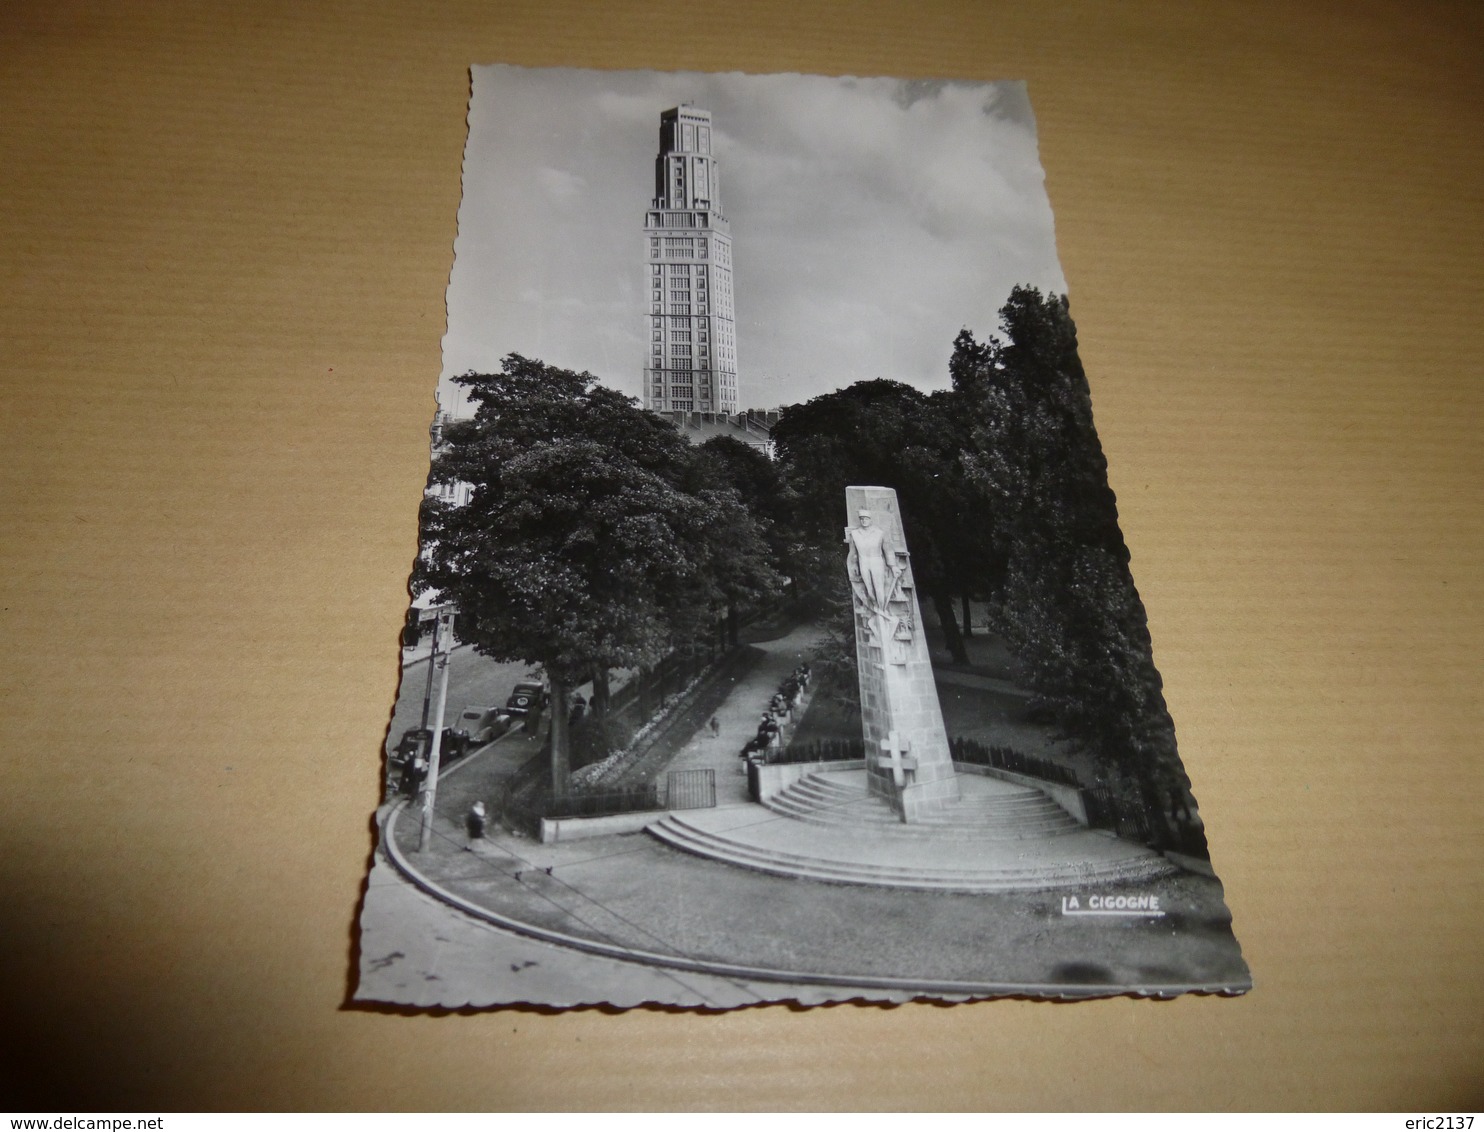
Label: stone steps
xmin=646 ymin=809 xmax=1178 ymax=894
xmin=791 ymin=773 xmax=1052 ymax=811
xmin=762 ymin=793 xmax=1079 ymax=840
xmin=786 ymin=777 xmax=1059 ymax=819
xmin=763 ymin=772 xmax=1083 ymax=840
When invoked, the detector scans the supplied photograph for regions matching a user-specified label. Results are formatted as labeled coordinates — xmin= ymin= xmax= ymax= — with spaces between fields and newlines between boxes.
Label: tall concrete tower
xmin=643 ymin=106 xmax=738 ymax=414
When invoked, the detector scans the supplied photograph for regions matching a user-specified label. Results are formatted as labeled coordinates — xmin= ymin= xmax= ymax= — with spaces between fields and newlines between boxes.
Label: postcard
xmin=354 ymin=64 xmax=1249 ymax=1008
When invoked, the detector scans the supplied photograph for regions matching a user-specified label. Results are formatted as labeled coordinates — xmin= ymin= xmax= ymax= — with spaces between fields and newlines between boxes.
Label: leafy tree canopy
xmin=950 ymin=288 xmax=1180 ymax=801
xmin=765 ymin=288 xmax=1186 ymax=812
xmin=418 ymin=355 xmax=779 ymax=686
xmin=770 ymin=379 xmax=996 ymax=662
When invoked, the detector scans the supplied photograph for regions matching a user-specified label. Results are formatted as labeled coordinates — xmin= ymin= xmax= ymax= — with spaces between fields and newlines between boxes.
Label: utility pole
xmin=418 ymin=606 xmax=456 ymax=853
xmin=417 ymin=607 xmax=439 ymax=730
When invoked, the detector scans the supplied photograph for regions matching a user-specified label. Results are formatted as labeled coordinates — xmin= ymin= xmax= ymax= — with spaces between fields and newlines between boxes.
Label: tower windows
xmin=645 ymin=108 xmax=736 ymax=413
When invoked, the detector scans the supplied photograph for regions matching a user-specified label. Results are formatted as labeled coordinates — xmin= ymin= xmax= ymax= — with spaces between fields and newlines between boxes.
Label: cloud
xmin=440 ymin=67 xmax=1067 ymax=410
xmin=535 ymin=166 xmax=587 ymax=206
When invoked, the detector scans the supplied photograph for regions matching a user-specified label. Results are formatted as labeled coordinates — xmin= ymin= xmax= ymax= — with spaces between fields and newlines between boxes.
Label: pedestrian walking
xmin=708 ymin=715 xmax=720 ymax=740
xmin=465 ymin=800 xmax=487 ymax=845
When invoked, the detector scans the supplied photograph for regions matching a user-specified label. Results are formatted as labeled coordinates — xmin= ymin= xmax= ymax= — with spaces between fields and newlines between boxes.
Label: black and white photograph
xmin=354 ymin=63 xmax=1251 ymax=1009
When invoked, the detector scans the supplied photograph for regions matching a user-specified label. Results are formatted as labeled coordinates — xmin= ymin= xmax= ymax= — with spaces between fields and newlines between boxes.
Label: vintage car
xmin=457 ymin=705 xmax=504 ymax=745
xmin=390 ymin=725 xmax=470 ymax=771
xmin=503 ymin=680 xmax=549 ymax=718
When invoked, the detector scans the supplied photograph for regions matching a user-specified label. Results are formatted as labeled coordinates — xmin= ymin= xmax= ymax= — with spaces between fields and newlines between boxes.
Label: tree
xmin=417 ymin=354 xmax=779 ymax=793
xmin=952 ymin=288 xmax=1188 ymax=835
xmin=695 ymin=435 xmax=795 ymax=642
xmin=770 ymin=379 xmax=996 ymax=664
xmin=762 ymin=289 xmax=1193 ymax=844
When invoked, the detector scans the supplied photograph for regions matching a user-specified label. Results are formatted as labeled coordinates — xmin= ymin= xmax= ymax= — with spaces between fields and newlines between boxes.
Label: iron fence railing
xmin=665 ymin=768 xmax=716 ymax=810
xmin=1082 ymin=785 xmax=1154 ymax=844
xmin=777 ymin=738 xmax=866 ymax=765
xmin=949 ymin=737 xmax=1082 ymax=788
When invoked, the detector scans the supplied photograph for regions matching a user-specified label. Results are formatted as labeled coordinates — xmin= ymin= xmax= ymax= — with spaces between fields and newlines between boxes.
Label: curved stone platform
xmin=647 ymin=771 xmax=1179 ymax=893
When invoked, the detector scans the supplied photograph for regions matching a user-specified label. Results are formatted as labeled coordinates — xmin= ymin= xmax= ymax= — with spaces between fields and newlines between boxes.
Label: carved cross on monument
xmin=876 ymin=731 xmax=918 ymax=787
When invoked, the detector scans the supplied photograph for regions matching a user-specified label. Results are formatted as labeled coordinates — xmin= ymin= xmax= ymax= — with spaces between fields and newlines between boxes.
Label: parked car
xmin=457 ymin=705 xmax=504 ymax=745
xmin=390 ymin=725 xmax=471 ymax=773
xmin=503 ymin=680 xmax=548 ymax=718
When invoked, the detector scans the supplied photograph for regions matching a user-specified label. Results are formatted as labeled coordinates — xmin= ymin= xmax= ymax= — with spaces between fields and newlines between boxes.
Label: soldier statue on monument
xmin=846 ymin=507 xmax=914 ymax=661
xmin=846 ymin=509 xmax=898 ymax=614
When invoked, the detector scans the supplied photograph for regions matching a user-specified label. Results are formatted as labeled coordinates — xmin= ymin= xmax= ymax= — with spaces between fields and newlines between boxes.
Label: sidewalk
xmin=655 ymin=622 xmax=820 ymax=804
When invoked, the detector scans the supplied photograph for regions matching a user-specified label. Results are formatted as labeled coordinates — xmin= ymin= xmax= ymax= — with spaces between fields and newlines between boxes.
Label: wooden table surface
xmin=1 ymin=0 xmax=1480 ymax=1111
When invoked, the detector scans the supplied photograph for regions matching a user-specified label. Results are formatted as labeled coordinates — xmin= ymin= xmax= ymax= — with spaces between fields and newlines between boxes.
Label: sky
xmin=438 ymin=65 xmax=1068 ymax=417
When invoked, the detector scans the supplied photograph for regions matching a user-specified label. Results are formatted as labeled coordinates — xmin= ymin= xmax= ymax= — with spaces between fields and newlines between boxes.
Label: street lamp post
xmin=417 ymin=606 xmax=456 ymax=853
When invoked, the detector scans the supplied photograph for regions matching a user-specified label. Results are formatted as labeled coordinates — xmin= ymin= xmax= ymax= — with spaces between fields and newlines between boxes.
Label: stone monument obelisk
xmin=845 ymin=486 xmax=959 ymax=821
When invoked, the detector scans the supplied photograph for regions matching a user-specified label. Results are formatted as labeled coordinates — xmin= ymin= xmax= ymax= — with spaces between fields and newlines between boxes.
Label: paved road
xmin=385 ymin=647 xmax=629 ymax=756
xmin=385 ymin=648 xmax=535 ymax=754
xmin=356 ymin=854 xmax=796 ymax=1009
